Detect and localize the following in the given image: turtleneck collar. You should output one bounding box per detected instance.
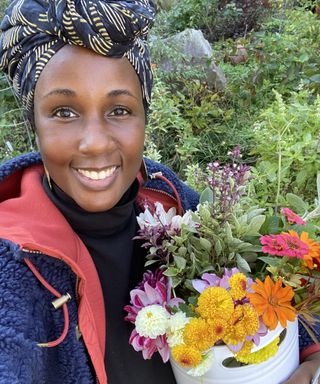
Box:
[43,177,139,237]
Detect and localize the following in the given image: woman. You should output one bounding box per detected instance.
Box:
[0,1,319,383]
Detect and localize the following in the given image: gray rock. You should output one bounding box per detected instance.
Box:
[154,0,177,10]
[156,29,226,91]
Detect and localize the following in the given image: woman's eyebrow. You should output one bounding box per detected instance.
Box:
[107,89,138,100]
[43,88,76,98]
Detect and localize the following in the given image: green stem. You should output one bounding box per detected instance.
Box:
[275,136,282,213]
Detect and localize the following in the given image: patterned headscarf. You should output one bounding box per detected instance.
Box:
[0,0,156,112]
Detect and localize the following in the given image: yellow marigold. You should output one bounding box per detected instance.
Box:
[223,304,259,345]
[196,287,234,320]
[237,340,254,356]
[229,272,249,300]
[183,318,215,351]
[207,317,227,342]
[235,336,280,364]
[223,306,247,345]
[242,304,260,335]
[172,344,203,368]
[289,230,320,270]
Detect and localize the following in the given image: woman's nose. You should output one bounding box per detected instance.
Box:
[78,117,116,155]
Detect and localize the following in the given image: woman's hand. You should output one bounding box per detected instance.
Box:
[282,351,320,384]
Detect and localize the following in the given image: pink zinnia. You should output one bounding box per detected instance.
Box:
[281,208,306,226]
[281,233,309,258]
[260,233,309,259]
[260,234,289,256]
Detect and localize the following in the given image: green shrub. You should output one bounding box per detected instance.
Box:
[250,90,320,207]
[0,76,34,162]
[155,0,270,42]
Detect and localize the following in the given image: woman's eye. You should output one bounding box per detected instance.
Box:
[53,108,77,119]
[109,107,130,117]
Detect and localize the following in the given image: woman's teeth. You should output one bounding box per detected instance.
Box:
[77,166,116,180]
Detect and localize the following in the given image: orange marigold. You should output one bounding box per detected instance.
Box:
[172,344,202,368]
[247,276,296,330]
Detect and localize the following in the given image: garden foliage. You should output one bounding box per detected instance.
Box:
[0,2,320,208]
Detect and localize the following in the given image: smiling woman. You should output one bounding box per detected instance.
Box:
[0,1,199,383]
[34,46,146,212]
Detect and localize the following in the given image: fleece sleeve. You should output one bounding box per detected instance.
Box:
[298,317,320,361]
[0,240,44,383]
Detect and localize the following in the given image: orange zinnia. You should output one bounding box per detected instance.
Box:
[247,276,296,330]
[288,230,320,270]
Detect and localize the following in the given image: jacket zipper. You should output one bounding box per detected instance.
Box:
[142,186,178,202]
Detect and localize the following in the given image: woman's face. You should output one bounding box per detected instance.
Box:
[34,45,145,212]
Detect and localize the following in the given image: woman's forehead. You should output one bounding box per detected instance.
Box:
[35,45,143,99]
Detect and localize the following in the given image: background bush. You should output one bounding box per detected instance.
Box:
[1,1,319,208]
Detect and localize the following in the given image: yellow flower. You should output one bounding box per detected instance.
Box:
[207,317,227,342]
[172,344,203,368]
[223,304,259,345]
[237,340,254,356]
[196,287,234,320]
[183,318,215,351]
[229,272,249,300]
[236,337,280,364]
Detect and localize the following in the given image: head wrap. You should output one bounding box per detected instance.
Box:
[0,0,156,112]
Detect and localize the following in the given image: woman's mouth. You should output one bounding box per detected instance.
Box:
[77,166,117,180]
[74,165,119,190]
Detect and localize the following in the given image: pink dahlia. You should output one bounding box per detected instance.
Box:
[124,269,183,362]
[281,208,306,226]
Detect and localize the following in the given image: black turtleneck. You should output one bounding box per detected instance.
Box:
[43,178,176,384]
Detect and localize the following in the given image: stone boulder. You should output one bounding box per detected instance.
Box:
[156,29,226,91]
[154,0,177,10]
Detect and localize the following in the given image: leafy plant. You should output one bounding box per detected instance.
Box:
[250,90,320,207]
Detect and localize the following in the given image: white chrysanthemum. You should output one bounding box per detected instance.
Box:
[166,312,190,347]
[187,350,214,377]
[135,305,169,339]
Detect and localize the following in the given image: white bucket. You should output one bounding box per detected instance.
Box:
[171,320,299,384]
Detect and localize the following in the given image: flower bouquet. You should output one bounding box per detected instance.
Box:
[124,148,320,383]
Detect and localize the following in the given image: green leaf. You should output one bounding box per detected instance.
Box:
[214,239,223,256]
[317,171,320,205]
[298,52,309,62]
[144,259,159,267]
[258,256,279,267]
[199,237,212,251]
[200,187,214,204]
[260,216,282,235]
[296,169,308,186]
[244,215,266,235]
[224,221,233,242]
[178,246,187,257]
[163,267,179,277]
[178,303,197,318]
[286,193,308,214]
[246,208,266,221]
[173,255,187,270]
[241,252,258,262]
[236,254,251,273]
[309,74,320,83]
